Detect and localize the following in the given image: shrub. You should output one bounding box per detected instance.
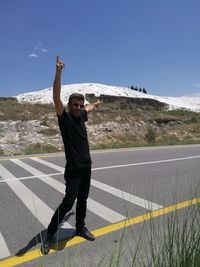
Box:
[165,134,179,145]
[145,127,156,144]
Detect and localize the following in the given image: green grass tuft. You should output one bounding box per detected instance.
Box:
[23,143,60,154]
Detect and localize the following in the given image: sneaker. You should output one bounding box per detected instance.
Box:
[76,226,95,241]
[41,234,53,255]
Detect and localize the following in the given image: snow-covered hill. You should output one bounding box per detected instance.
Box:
[15,83,200,112]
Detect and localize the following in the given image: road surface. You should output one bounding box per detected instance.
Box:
[0,144,200,266]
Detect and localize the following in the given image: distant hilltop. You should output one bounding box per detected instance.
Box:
[15,83,200,112]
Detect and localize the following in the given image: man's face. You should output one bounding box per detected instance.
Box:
[68,98,84,117]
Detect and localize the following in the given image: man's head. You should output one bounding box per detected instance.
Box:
[68,93,85,117]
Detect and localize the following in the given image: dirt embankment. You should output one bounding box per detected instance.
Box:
[0,96,199,155]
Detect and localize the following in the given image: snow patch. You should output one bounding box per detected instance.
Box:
[15,83,200,112]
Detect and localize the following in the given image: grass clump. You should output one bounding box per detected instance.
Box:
[94,201,200,267]
[161,109,200,117]
[23,143,59,154]
[147,204,200,267]
[90,140,146,150]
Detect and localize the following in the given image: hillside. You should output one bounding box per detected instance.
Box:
[15,83,200,112]
[0,94,200,156]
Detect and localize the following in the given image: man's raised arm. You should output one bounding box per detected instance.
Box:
[53,56,65,116]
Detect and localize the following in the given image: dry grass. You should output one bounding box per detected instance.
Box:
[1,98,200,154]
[39,128,59,136]
[0,98,55,121]
[23,143,60,154]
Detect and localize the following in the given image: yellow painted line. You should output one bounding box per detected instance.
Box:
[1,197,200,267]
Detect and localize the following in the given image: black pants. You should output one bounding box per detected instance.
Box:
[47,166,91,236]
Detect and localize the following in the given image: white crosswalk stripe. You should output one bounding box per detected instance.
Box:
[0,162,71,259]
[91,179,163,210]
[31,157,162,210]
[12,159,126,223]
[88,199,126,222]
[0,163,55,228]
[30,157,64,172]
[0,231,10,258]
[10,159,72,229]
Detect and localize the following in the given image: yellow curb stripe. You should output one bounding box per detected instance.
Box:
[1,197,200,267]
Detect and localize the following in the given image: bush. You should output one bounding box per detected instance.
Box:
[145,127,156,144]
[165,134,179,145]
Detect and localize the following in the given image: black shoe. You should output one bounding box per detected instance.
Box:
[41,234,53,255]
[76,226,95,241]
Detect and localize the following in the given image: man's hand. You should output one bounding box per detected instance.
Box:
[56,55,65,72]
[85,100,103,112]
[93,100,103,109]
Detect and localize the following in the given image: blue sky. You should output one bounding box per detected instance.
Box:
[1,0,200,97]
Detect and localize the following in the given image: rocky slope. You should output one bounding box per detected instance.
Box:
[0,96,200,156]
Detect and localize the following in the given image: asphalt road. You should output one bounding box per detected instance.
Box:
[0,144,200,266]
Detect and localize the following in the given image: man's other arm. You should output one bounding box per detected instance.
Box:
[85,100,103,113]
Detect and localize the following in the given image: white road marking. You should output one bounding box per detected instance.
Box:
[87,199,126,223]
[31,155,200,173]
[31,157,162,210]
[30,157,64,172]
[0,231,10,258]
[0,164,55,228]
[91,179,163,210]
[92,155,200,171]
[13,159,126,223]
[0,172,62,183]
[1,155,199,184]
[10,159,72,229]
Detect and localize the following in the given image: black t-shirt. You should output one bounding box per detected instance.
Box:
[58,109,92,170]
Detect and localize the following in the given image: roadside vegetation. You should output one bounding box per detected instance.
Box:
[88,107,200,150]
[99,199,200,267]
[0,97,200,155]
[55,184,200,267]
[23,143,60,154]
[36,183,199,267]
[0,98,55,121]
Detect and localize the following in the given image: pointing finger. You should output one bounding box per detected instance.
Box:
[56,55,59,63]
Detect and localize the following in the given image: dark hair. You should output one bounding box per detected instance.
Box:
[68,93,85,104]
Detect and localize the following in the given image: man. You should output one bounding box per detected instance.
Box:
[41,56,102,255]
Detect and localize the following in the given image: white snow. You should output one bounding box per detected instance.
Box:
[15,83,200,112]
